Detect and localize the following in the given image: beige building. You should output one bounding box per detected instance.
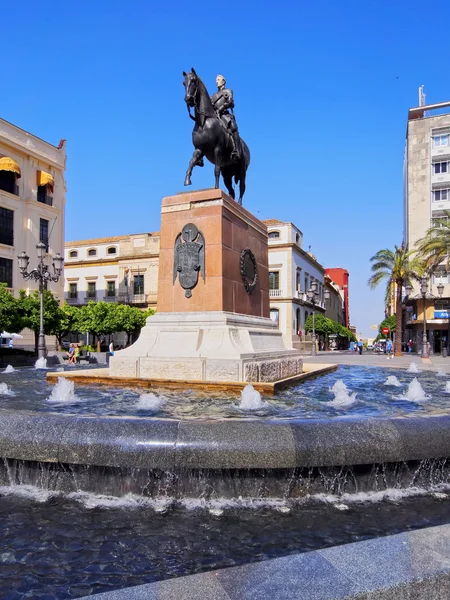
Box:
[404,97,450,353]
[0,117,66,347]
[64,232,159,310]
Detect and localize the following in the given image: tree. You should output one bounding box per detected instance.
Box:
[51,303,82,350]
[115,305,155,345]
[304,315,356,346]
[77,301,117,351]
[17,289,61,353]
[415,210,450,272]
[368,245,423,357]
[378,315,396,337]
[0,284,22,333]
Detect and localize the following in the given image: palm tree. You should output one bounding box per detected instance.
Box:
[368,245,423,357]
[415,210,450,272]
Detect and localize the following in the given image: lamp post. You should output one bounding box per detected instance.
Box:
[420,276,429,359]
[17,243,64,359]
[307,280,320,356]
[436,282,448,356]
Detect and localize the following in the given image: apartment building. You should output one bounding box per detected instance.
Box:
[404,97,450,353]
[0,117,66,347]
[263,219,327,350]
[64,232,159,310]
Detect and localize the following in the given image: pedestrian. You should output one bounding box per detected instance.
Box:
[74,344,81,364]
[408,339,413,354]
[67,343,75,364]
[357,338,363,355]
[386,339,393,359]
[109,341,114,356]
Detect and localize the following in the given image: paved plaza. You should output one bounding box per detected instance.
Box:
[303,350,450,372]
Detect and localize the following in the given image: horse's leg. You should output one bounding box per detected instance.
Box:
[184,148,203,186]
[222,170,235,199]
[213,147,221,189]
[238,165,246,205]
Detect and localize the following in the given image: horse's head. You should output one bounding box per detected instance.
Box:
[183,68,198,107]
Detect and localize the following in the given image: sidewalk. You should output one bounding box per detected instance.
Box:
[302,351,450,372]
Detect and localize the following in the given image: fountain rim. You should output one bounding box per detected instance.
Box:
[1,409,450,470]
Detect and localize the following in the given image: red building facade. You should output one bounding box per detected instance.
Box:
[325,268,349,328]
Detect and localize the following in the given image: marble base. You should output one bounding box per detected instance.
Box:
[109,311,303,383]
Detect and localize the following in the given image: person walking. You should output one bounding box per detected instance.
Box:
[386,339,393,359]
[109,341,114,356]
[357,339,363,355]
[408,339,413,354]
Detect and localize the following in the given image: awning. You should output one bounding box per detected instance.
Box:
[37,170,54,190]
[0,157,21,178]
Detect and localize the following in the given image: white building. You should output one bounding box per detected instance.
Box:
[404,96,450,353]
[263,219,326,350]
[0,117,66,347]
[64,232,160,309]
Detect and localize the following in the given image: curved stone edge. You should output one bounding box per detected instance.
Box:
[78,523,450,599]
[1,411,450,470]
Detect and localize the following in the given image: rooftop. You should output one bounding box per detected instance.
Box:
[262,218,285,226]
[65,232,160,247]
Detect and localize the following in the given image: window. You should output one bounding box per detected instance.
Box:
[269,231,280,239]
[69,250,78,258]
[269,271,279,290]
[88,249,97,257]
[433,189,450,202]
[0,207,13,246]
[433,267,449,285]
[296,308,301,333]
[107,247,117,255]
[87,282,96,298]
[0,257,13,287]
[296,233,300,244]
[0,171,18,195]
[270,309,279,326]
[434,162,448,174]
[37,185,53,206]
[134,274,144,295]
[107,281,116,297]
[296,271,301,291]
[304,273,310,292]
[433,135,449,148]
[69,283,78,299]
[39,218,49,251]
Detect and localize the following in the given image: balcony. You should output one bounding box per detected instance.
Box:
[118,293,150,304]
[37,193,53,207]
[269,289,283,298]
[104,295,117,302]
[84,296,97,303]
[0,184,19,196]
[67,297,79,305]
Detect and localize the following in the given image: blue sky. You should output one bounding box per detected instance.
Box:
[3,0,450,337]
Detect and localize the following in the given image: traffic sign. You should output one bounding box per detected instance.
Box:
[382,327,390,335]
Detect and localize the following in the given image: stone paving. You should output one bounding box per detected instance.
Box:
[303,350,450,372]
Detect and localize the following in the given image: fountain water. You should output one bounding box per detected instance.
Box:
[437,370,447,377]
[398,377,430,402]
[3,364,16,374]
[407,361,420,373]
[0,382,14,396]
[35,357,47,369]
[384,375,402,387]
[328,379,356,407]
[47,377,79,404]
[236,384,268,410]
[135,392,166,412]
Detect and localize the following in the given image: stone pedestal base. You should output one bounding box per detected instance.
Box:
[109,311,303,383]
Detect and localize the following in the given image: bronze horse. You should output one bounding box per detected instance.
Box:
[183,69,250,205]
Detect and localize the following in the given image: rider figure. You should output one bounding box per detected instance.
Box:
[211,74,240,161]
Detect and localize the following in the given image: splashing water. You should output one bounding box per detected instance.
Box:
[398,377,430,403]
[3,365,15,373]
[0,383,14,396]
[437,370,447,377]
[407,362,420,373]
[328,379,357,407]
[135,393,166,412]
[47,377,79,404]
[384,375,402,387]
[34,357,47,369]
[444,382,450,393]
[237,384,268,410]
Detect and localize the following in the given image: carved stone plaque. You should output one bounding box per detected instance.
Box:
[173,223,205,298]
[240,248,258,295]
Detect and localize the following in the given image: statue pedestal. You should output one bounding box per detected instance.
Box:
[110,189,302,383]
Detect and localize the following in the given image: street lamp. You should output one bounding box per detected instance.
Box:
[436,282,449,356]
[307,280,320,356]
[17,243,64,359]
[420,276,429,359]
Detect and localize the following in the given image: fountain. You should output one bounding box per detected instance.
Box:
[3,193,450,598]
[3,364,16,374]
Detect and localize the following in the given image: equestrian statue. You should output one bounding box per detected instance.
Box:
[183,69,250,205]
